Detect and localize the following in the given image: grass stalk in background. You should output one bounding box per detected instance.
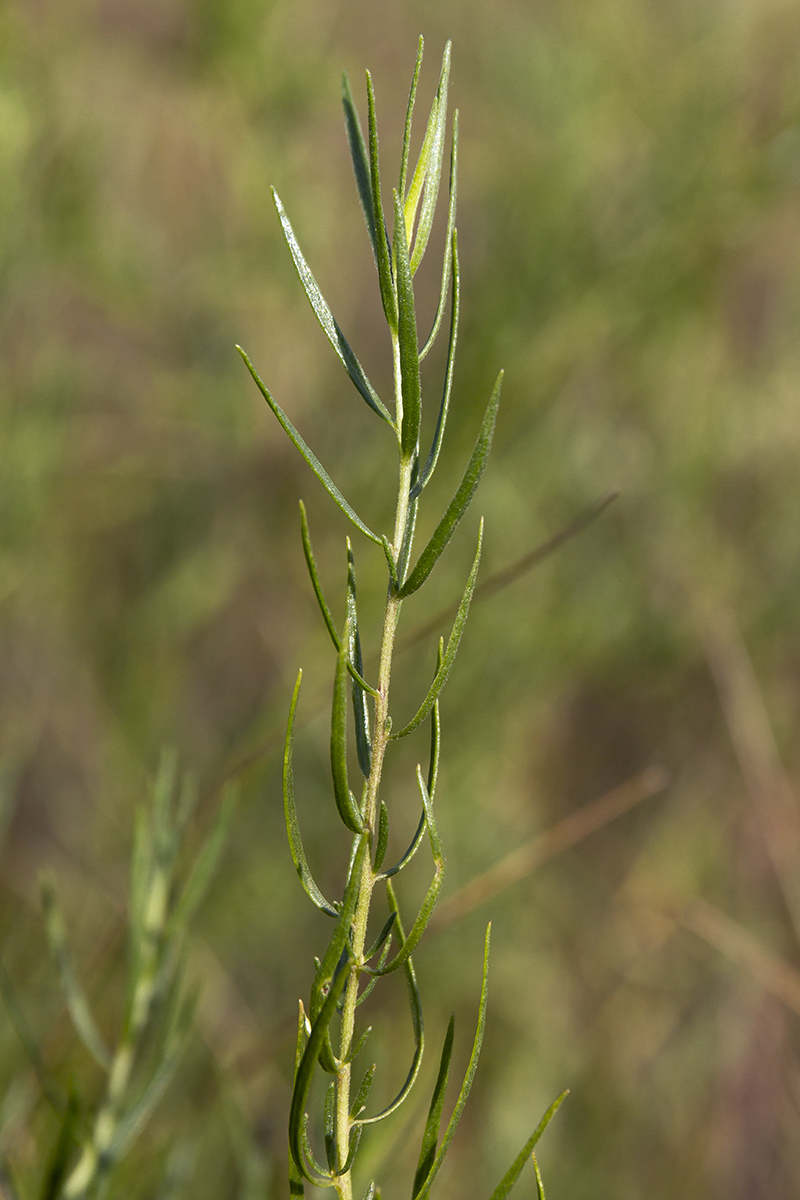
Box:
[239,39,565,1200]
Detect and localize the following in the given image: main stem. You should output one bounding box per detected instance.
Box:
[333,338,414,1200]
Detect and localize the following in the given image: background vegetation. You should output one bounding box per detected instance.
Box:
[3,0,800,1196]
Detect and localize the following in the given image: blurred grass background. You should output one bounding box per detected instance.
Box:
[3,0,800,1196]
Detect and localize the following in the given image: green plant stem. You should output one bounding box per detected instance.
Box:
[333,349,415,1198]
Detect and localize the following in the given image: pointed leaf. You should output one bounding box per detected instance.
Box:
[324,1082,336,1171]
[366,769,443,977]
[331,637,364,834]
[428,639,443,799]
[283,671,338,918]
[355,882,424,1124]
[399,38,424,200]
[400,373,500,598]
[410,43,451,275]
[351,1063,377,1120]
[341,73,377,259]
[412,231,459,501]
[412,1016,455,1199]
[238,346,382,546]
[420,113,458,361]
[40,874,111,1072]
[413,925,492,1200]
[394,191,422,460]
[289,954,351,1183]
[300,501,340,652]
[272,190,392,424]
[311,840,365,1022]
[347,540,372,778]
[366,72,398,333]
[487,1091,568,1200]
[374,800,389,872]
[365,911,397,962]
[377,809,426,880]
[392,522,483,739]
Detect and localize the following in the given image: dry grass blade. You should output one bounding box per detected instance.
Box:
[697,602,800,942]
[431,765,668,930]
[677,899,800,1020]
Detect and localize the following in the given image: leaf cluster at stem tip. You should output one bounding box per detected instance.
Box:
[239,34,566,1200]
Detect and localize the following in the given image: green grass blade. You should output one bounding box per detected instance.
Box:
[410,43,451,275]
[367,769,443,977]
[399,37,424,200]
[272,190,392,425]
[412,1015,455,1199]
[300,501,340,652]
[40,873,111,1072]
[400,371,500,598]
[487,1091,568,1200]
[532,1153,546,1199]
[289,955,350,1182]
[366,72,398,333]
[237,346,382,546]
[394,190,422,460]
[356,881,424,1125]
[420,113,458,361]
[347,540,372,778]
[392,522,483,739]
[413,925,492,1200]
[331,636,364,834]
[341,73,377,260]
[412,231,459,501]
[283,671,338,918]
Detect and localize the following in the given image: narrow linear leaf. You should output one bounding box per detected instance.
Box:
[397,493,419,585]
[365,911,397,961]
[400,372,500,598]
[345,1025,372,1064]
[301,1119,334,1182]
[420,113,458,361]
[341,73,377,258]
[413,925,492,1200]
[331,637,364,834]
[394,191,422,460]
[392,522,483,739]
[361,1185,376,1200]
[237,346,381,546]
[412,1016,455,1199]
[366,770,443,977]
[374,800,389,871]
[300,501,340,651]
[311,841,366,1021]
[412,231,459,502]
[487,1091,568,1200]
[355,882,424,1125]
[272,191,392,424]
[356,935,390,1007]
[399,37,424,200]
[382,535,400,593]
[404,65,441,239]
[347,540,372,778]
[428,639,443,798]
[366,72,398,332]
[351,1064,377,1120]
[532,1153,546,1200]
[376,809,426,880]
[283,671,338,918]
[410,42,451,275]
[324,1082,336,1172]
[40,874,111,1072]
[168,784,236,938]
[289,956,351,1185]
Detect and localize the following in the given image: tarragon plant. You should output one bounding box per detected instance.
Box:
[239,39,565,1200]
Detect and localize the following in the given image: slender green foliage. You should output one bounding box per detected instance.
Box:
[239,39,564,1200]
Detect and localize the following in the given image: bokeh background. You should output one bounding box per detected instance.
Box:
[3,0,800,1196]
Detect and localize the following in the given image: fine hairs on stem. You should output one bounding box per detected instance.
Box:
[239,39,566,1200]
